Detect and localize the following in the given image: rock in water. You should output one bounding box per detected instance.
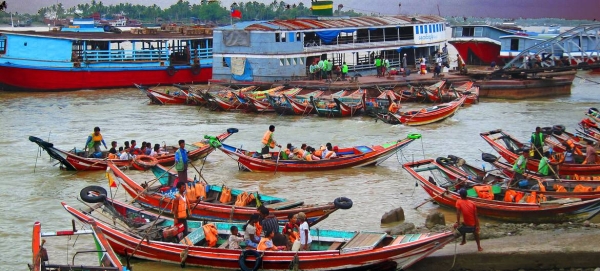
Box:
[380,207,405,224]
[425,211,445,229]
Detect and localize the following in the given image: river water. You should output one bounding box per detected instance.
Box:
[1,73,599,270]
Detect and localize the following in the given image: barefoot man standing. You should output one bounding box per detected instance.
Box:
[453,188,483,251]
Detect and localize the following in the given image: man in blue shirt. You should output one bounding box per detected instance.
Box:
[175,139,188,185]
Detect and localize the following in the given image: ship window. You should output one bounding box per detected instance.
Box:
[429,25,432,33]
[416,26,420,34]
[0,35,6,54]
[420,25,423,34]
[462,27,474,37]
[510,39,519,51]
[298,58,304,65]
[222,57,229,67]
[280,58,285,66]
[275,33,281,42]
[474,27,483,37]
[424,25,428,33]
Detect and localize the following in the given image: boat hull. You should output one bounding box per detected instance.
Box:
[63,202,455,271]
[218,138,415,172]
[0,65,212,91]
[449,40,501,65]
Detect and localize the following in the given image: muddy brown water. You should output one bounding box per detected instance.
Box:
[1,72,599,270]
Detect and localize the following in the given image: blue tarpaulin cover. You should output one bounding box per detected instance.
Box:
[316,29,356,44]
[224,57,253,81]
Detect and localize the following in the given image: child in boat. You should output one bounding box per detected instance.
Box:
[283,213,300,244]
[257,230,283,251]
[243,214,261,249]
[228,226,245,249]
[297,212,312,251]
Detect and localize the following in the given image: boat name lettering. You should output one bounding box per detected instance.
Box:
[418,35,436,41]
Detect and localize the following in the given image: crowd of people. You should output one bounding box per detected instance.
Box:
[83,126,169,160]
[260,125,339,160]
[308,58,349,81]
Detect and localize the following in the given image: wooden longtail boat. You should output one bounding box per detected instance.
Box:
[481,129,600,175]
[63,201,454,271]
[377,96,466,126]
[269,90,322,115]
[28,128,236,171]
[136,83,199,105]
[436,154,600,201]
[236,87,301,113]
[110,163,345,224]
[414,80,446,103]
[310,91,366,118]
[216,133,420,172]
[453,81,479,105]
[201,86,258,111]
[403,159,600,223]
[30,220,126,271]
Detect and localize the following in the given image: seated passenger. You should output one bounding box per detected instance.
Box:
[313,146,325,158]
[282,143,296,160]
[145,142,153,155]
[119,147,131,160]
[292,148,304,160]
[107,147,119,159]
[257,230,281,251]
[323,144,338,159]
[243,214,261,249]
[228,226,245,249]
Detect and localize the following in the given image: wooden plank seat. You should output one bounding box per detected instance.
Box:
[264,200,304,210]
[340,232,387,254]
[328,242,343,250]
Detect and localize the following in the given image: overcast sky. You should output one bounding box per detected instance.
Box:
[8,0,600,20]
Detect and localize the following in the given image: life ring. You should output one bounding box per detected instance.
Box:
[541,127,553,135]
[134,155,158,170]
[447,155,461,164]
[80,186,108,203]
[333,197,353,210]
[481,153,498,163]
[239,250,262,271]
[166,66,176,76]
[191,64,201,75]
[436,157,451,166]
[552,124,566,135]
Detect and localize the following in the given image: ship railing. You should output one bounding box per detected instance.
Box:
[303,40,421,53]
[82,49,169,62]
[190,47,213,60]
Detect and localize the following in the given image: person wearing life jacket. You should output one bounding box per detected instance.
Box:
[374,56,382,77]
[388,99,400,115]
[281,143,296,160]
[313,146,325,158]
[537,151,556,176]
[173,182,190,236]
[341,62,348,80]
[261,125,281,155]
[175,139,189,185]
[282,213,300,245]
[323,143,338,159]
[531,127,544,160]
[84,127,107,157]
[257,230,280,251]
[512,148,529,183]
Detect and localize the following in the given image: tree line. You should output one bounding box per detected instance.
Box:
[0,0,362,26]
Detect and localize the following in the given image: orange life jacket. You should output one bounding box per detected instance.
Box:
[235,192,249,207]
[187,183,197,202]
[473,185,494,200]
[262,131,275,148]
[553,184,567,192]
[288,231,300,244]
[574,184,593,192]
[254,222,262,237]
[504,189,524,202]
[388,102,399,114]
[257,237,271,250]
[107,153,118,159]
[313,150,323,157]
[219,187,232,203]
[525,191,538,203]
[173,193,188,219]
[202,224,218,247]
[194,183,207,200]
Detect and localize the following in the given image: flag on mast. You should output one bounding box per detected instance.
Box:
[231,9,242,19]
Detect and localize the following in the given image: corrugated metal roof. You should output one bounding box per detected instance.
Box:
[218,15,445,32]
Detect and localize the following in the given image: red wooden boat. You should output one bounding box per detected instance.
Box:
[403,159,600,223]
[269,90,323,115]
[202,87,256,111]
[311,90,366,118]
[415,80,446,103]
[63,201,454,271]
[216,133,420,172]
[437,154,600,201]
[110,162,345,224]
[28,128,236,171]
[31,220,126,271]
[481,129,600,175]
[235,87,301,113]
[380,96,466,126]
[449,81,479,105]
[136,83,200,105]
